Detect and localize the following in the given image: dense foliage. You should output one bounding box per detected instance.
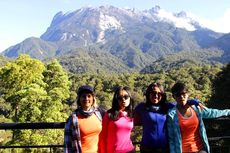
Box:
[209,63,230,109]
[67,64,222,108]
[0,55,71,152]
[1,54,229,152]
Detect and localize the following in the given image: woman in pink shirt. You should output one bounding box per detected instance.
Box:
[99,86,135,153]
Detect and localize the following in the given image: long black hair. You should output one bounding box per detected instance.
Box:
[145,82,168,114]
[107,86,134,120]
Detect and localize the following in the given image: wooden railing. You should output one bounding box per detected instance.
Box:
[0,118,230,153]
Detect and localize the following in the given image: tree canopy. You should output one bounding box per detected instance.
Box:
[0,55,71,152]
[209,63,230,109]
[1,54,229,152]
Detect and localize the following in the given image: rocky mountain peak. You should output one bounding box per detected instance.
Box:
[3,5,229,71]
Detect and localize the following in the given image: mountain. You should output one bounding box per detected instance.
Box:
[54,47,133,74]
[140,48,223,73]
[1,5,229,73]
[211,33,230,63]
[3,37,58,59]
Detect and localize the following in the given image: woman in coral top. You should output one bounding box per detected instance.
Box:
[64,85,105,153]
[99,86,135,153]
[167,82,230,153]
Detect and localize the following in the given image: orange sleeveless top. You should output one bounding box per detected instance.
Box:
[78,113,102,153]
[177,107,204,152]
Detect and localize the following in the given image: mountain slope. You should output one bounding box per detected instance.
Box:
[3,37,58,59]
[140,48,223,73]
[56,48,133,73]
[1,5,229,73]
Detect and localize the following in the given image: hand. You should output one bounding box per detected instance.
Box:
[187,99,205,109]
[187,99,199,106]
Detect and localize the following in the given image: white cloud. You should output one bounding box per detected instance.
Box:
[155,7,230,34]
[157,9,196,31]
[188,8,230,33]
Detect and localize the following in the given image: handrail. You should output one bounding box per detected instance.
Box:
[0,122,65,130]
[0,117,229,130]
[0,145,63,149]
[0,117,229,151]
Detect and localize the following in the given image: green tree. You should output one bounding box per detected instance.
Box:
[0,56,71,152]
[0,54,46,121]
[209,63,230,109]
[42,59,71,121]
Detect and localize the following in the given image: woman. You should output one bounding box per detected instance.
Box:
[134,82,174,153]
[167,82,230,153]
[64,85,104,153]
[99,86,135,153]
[134,82,200,153]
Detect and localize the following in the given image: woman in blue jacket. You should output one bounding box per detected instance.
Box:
[167,82,230,153]
[134,82,200,153]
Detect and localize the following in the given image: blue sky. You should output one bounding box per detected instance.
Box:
[1,0,230,52]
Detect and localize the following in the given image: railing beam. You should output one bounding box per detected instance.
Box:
[0,122,65,130]
[0,117,229,152]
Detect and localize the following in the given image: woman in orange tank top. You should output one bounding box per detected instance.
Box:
[64,85,105,153]
[167,82,230,153]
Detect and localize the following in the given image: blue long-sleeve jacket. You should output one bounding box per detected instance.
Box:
[167,106,230,153]
[134,102,175,149]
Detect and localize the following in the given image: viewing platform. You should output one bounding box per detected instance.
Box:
[0,117,229,153]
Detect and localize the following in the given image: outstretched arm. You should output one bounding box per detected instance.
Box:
[201,107,230,119]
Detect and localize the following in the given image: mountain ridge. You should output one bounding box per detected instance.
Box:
[1,5,230,73]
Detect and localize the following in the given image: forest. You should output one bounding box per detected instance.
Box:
[0,54,229,152]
